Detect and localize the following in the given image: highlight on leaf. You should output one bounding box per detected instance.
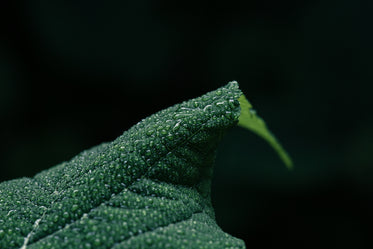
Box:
[237,94,293,169]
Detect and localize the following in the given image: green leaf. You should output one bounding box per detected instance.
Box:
[237,94,293,169]
[0,81,291,249]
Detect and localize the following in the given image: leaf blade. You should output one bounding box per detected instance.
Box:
[238,94,293,169]
[1,82,292,249]
[0,82,245,249]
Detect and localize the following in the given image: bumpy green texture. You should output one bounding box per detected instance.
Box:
[0,82,245,249]
[0,81,291,249]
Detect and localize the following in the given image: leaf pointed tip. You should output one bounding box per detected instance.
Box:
[281,152,294,171]
[237,94,294,170]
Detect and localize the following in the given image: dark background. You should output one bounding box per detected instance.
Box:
[1,0,372,248]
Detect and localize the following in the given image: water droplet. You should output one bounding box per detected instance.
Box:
[146,129,154,136]
[93,238,101,246]
[173,121,181,131]
[145,238,153,245]
[203,105,212,111]
[167,134,174,140]
[228,99,236,108]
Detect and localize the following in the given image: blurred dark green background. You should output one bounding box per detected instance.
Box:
[1,0,372,248]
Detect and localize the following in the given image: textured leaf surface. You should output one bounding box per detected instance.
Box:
[0,81,290,249]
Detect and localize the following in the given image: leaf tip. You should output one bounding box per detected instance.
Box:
[237,94,294,170]
[279,150,294,170]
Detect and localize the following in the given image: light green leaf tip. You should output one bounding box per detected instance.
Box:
[237,94,293,169]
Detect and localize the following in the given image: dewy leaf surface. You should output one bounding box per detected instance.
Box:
[0,81,291,249]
